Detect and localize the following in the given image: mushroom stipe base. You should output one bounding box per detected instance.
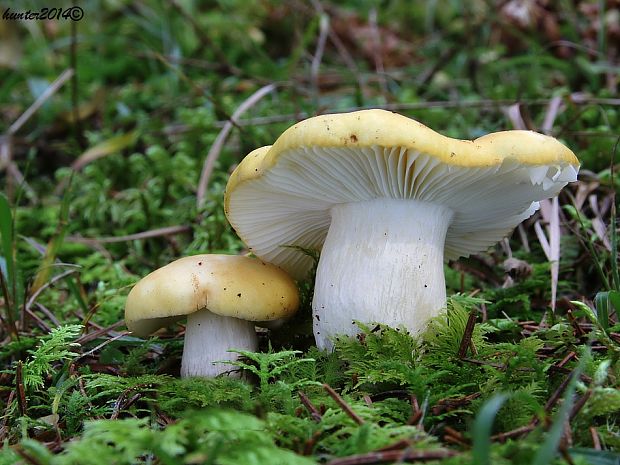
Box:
[313,198,454,351]
[181,310,258,378]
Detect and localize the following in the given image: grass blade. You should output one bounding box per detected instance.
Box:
[0,193,18,330]
[569,448,620,465]
[30,184,72,294]
[472,393,509,465]
[595,292,610,331]
[609,290,620,314]
[609,136,618,290]
[0,194,15,293]
[70,131,139,171]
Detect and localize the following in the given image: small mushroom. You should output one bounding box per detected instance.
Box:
[224,109,580,350]
[124,254,299,377]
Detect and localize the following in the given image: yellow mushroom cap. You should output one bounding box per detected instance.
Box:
[124,254,300,337]
[224,109,580,279]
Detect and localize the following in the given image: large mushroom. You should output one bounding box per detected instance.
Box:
[124,254,299,377]
[224,110,579,350]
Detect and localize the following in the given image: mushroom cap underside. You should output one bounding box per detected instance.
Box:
[224,109,580,280]
[124,254,300,337]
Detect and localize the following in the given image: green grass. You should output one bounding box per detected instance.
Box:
[1,1,619,464]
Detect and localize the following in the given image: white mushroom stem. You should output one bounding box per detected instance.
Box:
[181,310,258,377]
[312,198,454,351]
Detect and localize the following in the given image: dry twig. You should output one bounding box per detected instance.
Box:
[15,361,26,416]
[0,391,15,443]
[323,383,365,425]
[311,13,330,104]
[299,390,323,422]
[196,84,277,210]
[8,69,74,136]
[76,320,126,345]
[75,331,130,360]
[457,307,478,358]
[67,225,191,245]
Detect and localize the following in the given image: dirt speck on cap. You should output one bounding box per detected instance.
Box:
[191,273,199,292]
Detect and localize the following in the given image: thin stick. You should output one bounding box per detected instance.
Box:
[610,137,619,290]
[368,8,388,99]
[75,331,130,360]
[0,135,36,201]
[298,391,323,422]
[323,383,365,425]
[566,309,586,337]
[326,448,457,465]
[76,320,125,345]
[196,83,277,210]
[70,19,84,149]
[311,13,329,105]
[381,440,418,453]
[15,361,26,416]
[406,395,422,426]
[491,423,536,442]
[309,0,362,89]
[544,369,577,413]
[590,426,602,450]
[8,69,74,135]
[23,307,51,333]
[201,96,620,130]
[69,362,100,419]
[6,161,36,202]
[326,26,364,95]
[444,426,466,441]
[34,302,61,327]
[111,391,143,420]
[541,95,564,135]
[169,0,241,77]
[67,225,191,244]
[0,391,15,442]
[417,46,459,87]
[25,269,77,314]
[369,389,409,401]
[494,366,591,444]
[557,351,577,368]
[568,389,592,421]
[458,307,478,358]
[517,224,531,252]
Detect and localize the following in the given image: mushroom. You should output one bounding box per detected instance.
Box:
[124,254,299,377]
[224,110,580,351]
